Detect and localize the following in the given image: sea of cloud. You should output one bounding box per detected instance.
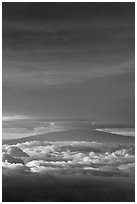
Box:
[95,128,135,136]
[2,140,135,201]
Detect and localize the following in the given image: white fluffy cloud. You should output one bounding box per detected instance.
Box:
[3,161,30,174]
[2,140,135,202]
[2,141,135,177]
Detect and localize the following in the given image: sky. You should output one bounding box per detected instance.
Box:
[2,3,135,123]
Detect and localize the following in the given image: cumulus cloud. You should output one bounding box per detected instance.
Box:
[3,141,134,175]
[3,161,30,174]
[2,140,135,201]
[118,163,135,176]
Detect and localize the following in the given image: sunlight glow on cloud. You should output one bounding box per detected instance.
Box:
[2,115,32,121]
[2,124,67,140]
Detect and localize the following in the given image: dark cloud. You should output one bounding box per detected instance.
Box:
[3,171,135,202]
[2,2,134,21]
[7,146,29,157]
[2,153,24,164]
[3,3,134,85]
[2,3,135,122]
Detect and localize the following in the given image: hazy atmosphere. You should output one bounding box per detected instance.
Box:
[2,2,135,202]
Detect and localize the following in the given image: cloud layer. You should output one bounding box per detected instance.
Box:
[3,140,135,201]
[3,3,134,87]
[2,3,135,122]
[2,119,67,139]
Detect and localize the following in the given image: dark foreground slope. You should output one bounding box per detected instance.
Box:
[3,129,135,145]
